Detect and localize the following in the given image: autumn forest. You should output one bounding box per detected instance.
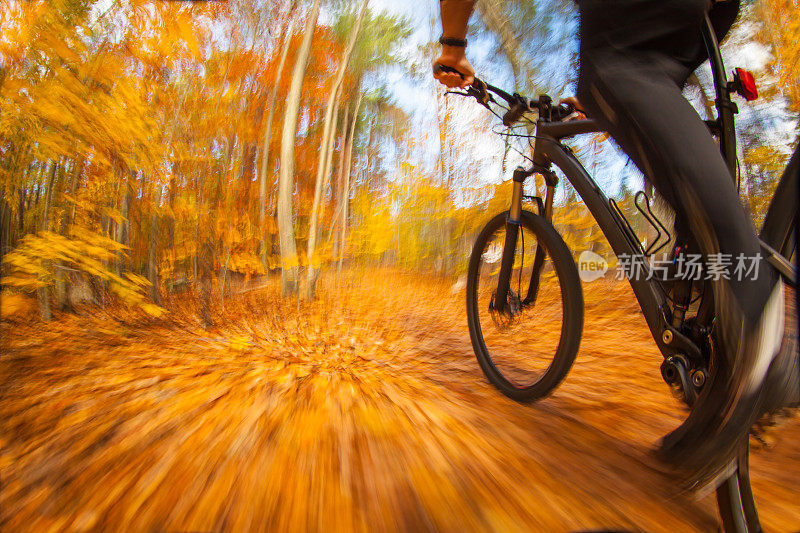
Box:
[1,0,799,531]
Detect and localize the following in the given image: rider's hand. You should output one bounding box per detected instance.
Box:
[558,96,587,121]
[433,46,474,89]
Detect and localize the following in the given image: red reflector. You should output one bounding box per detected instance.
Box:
[736,68,758,101]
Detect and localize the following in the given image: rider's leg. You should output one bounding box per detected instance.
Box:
[578,51,773,318]
[576,49,796,488]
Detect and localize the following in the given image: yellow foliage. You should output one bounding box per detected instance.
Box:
[0,291,37,320]
[227,335,251,353]
[757,0,800,111]
[2,228,164,316]
[124,272,152,287]
[228,253,266,276]
[282,254,301,270]
[140,303,167,318]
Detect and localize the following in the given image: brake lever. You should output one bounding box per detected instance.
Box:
[444,85,493,109]
[465,88,492,109]
[469,79,493,106]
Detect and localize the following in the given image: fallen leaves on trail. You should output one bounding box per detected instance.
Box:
[1,271,798,532]
[0,292,36,321]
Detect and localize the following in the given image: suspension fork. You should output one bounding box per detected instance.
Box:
[524,168,558,305]
[494,167,532,313]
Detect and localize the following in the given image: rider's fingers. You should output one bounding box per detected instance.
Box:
[558,96,585,112]
[563,111,587,122]
[436,71,465,89]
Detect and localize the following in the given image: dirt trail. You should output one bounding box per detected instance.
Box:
[1,272,798,532]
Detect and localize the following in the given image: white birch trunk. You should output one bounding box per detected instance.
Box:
[305,0,369,298]
[259,12,297,269]
[277,0,322,296]
[337,92,363,277]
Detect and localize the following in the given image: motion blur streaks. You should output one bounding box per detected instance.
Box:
[2,271,798,532]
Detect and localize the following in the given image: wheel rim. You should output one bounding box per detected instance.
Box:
[472,222,567,389]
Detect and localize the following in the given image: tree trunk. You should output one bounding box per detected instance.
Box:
[321,102,341,207]
[306,0,369,299]
[277,0,322,297]
[53,159,82,311]
[18,186,25,233]
[148,185,161,305]
[329,104,350,259]
[337,93,363,277]
[65,158,83,228]
[260,12,297,269]
[475,0,526,89]
[199,236,214,328]
[38,161,57,321]
[114,179,131,275]
[121,175,132,270]
[0,188,10,281]
[193,176,202,283]
[305,98,339,297]
[32,163,46,231]
[220,140,246,307]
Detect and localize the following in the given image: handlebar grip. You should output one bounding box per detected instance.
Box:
[433,63,465,79]
[502,102,528,127]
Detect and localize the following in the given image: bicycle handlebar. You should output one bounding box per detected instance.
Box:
[434,63,575,126]
[502,97,530,127]
[433,64,515,104]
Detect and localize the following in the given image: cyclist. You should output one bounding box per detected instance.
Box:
[433,0,799,490]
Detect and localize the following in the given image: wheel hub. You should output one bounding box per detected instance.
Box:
[489,289,523,329]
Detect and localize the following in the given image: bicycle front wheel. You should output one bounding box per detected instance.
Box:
[466,210,584,403]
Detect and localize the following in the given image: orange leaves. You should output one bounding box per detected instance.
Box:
[228,252,266,277]
[1,272,799,530]
[175,16,201,60]
[0,1,62,63]
[0,291,36,320]
[757,0,800,112]
[4,272,798,530]
[124,0,208,65]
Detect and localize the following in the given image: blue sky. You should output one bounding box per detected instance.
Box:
[365,0,797,205]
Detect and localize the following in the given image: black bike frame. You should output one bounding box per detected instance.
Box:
[480,13,796,531]
[513,15,796,364]
[530,118,702,361]
[484,14,799,532]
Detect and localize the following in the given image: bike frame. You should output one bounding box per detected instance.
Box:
[501,15,795,365]
[527,117,703,361]
[492,15,795,531]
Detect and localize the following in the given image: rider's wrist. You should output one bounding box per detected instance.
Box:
[441,45,467,58]
[439,36,467,47]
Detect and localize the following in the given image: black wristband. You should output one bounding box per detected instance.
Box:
[439,36,467,47]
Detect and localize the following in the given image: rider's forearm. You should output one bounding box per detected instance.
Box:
[440,0,475,56]
[441,0,474,39]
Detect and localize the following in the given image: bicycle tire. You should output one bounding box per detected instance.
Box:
[717,145,798,533]
[466,210,584,402]
[760,145,798,261]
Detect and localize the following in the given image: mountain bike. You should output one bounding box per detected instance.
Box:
[438,13,798,532]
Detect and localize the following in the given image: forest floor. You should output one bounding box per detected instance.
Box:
[1,270,799,532]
